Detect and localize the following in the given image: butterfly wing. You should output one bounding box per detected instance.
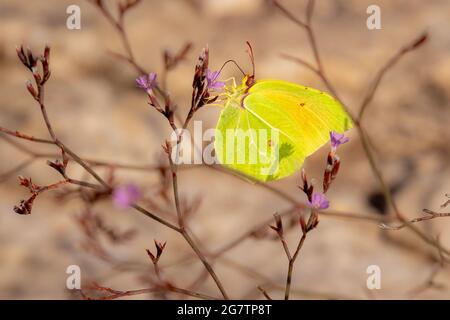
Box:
[215,98,301,181]
[247,79,352,156]
[214,79,352,182]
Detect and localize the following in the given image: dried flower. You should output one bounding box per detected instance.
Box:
[307,192,329,210]
[18,176,38,193]
[323,152,341,193]
[300,168,314,201]
[330,131,349,151]
[47,159,66,175]
[136,73,157,92]
[26,80,38,100]
[146,240,167,264]
[193,47,209,90]
[190,46,219,110]
[112,184,142,208]
[269,213,284,237]
[206,69,225,91]
[191,47,209,109]
[14,194,37,215]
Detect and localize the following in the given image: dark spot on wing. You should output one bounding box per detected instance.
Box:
[279,143,294,161]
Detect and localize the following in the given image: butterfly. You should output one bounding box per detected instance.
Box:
[213,44,352,182]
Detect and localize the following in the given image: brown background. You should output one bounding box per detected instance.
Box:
[0,0,450,299]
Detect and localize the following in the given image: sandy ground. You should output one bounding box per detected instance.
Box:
[0,0,450,299]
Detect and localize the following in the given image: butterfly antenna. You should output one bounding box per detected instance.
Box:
[218,59,246,76]
[244,41,256,89]
[246,41,255,79]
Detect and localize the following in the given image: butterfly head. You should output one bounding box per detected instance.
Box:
[217,42,256,108]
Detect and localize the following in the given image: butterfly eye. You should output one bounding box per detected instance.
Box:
[245,75,255,89]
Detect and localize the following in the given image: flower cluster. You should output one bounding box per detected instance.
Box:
[298,131,350,234]
[191,47,223,111]
[206,69,225,91]
[323,131,349,193]
[330,131,349,152]
[307,192,329,210]
[136,72,157,93]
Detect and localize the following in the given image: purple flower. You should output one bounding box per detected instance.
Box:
[136,73,157,92]
[113,184,142,209]
[307,192,329,210]
[330,131,350,151]
[206,69,225,91]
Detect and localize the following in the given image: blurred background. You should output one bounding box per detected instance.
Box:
[0,0,450,299]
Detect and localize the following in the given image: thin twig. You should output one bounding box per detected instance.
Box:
[380,209,450,231]
[219,256,354,300]
[358,33,428,121]
[13,43,232,300]
[274,0,448,258]
[84,284,218,300]
[0,127,53,144]
[284,233,306,300]
[257,286,273,300]
[166,135,229,298]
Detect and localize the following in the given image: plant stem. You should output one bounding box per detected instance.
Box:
[285,233,307,300]
[167,133,229,299]
[181,229,229,299]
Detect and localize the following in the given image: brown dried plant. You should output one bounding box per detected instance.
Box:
[1,0,449,300]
